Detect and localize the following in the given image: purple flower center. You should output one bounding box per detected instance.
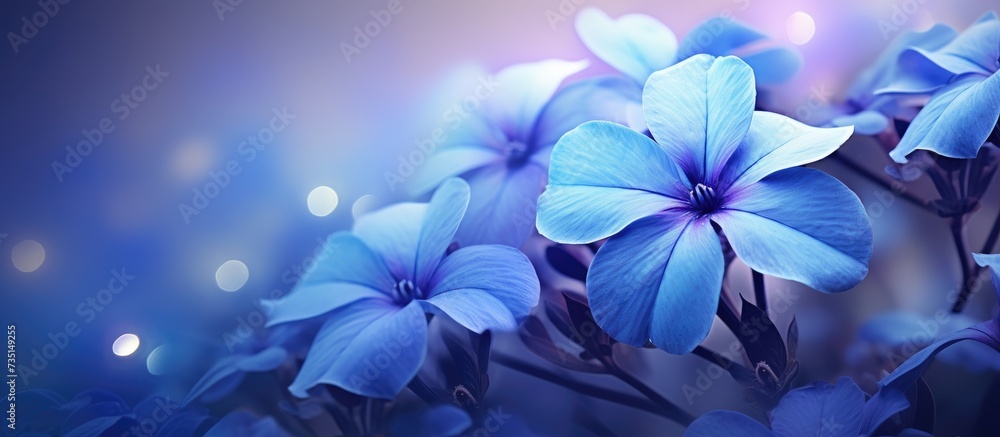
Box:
[689,183,719,213]
[505,141,530,168]
[391,279,422,304]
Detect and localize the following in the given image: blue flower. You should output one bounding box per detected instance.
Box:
[536,54,872,354]
[410,60,589,248]
[684,377,931,437]
[573,9,801,130]
[882,12,1000,162]
[265,178,540,399]
[818,24,957,135]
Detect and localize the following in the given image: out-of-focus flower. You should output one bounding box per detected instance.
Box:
[410,60,588,248]
[816,25,957,136]
[573,9,800,130]
[536,54,871,354]
[684,377,932,437]
[265,178,540,399]
[881,12,1000,162]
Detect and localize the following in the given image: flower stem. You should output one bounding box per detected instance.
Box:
[950,218,974,313]
[829,152,934,213]
[692,345,737,370]
[491,353,687,423]
[717,293,742,335]
[606,362,696,426]
[752,270,767,316]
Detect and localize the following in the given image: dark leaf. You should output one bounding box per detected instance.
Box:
[546,245,588,282]
[737,296,787,375]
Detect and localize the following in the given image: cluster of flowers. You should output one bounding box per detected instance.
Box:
[22,8,1000,437]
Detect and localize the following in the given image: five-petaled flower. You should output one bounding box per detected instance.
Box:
[265,178,540,399]
[536,54,873,354]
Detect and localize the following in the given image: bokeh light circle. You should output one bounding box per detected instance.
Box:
[216,260,249,292]
[307,186,339,217]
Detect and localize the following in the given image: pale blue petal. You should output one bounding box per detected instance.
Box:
[721,112,853,189]
[453,163,545,248]
[354,203,426,281]
[481,59,588,141]
[266,284,391,327]
[907,12,999,77]
[831,110,890,135]
[297,233,395,291]
[588,211,723,351]
[537,121,687,244]
[575,8,677,85]
[425,245,538,330]
[648,217,724,354]
[289,300,427,399]
[851,24,957,103]
[684,410,774,437]
[408,147,503,196]
[771,377,865,437]
[889,74,1000,163]
[715,168,872,293]
[415,178,470,286]
[531,75,644,158]
[740,47,801,85]
[643,55,755,183]
[678,18,766,59]
[973,252,1000,304]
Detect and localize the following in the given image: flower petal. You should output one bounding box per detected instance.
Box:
[424,245,540,332]
[574,8,678,85]
[684,410,774,437]
[715,168,872,293]
[588,211,723,352]
[537,120,687,244]
[905,12,999,77]
[354,203,426,281]
[481,59,588,141]
[289,300,427,399]
[830,110,889,135]
[298,233,395,291]
[408,146,504,197]
[453,163,545,248]
[771,377,865,437]
[265,283,389,327]
[889,74,1000,163]
[739,46,802,85]
[973,252,1000,305]
[678,18,767,59]
[722,111,853,189]
[415,178,470,286]
[643,55,756,183]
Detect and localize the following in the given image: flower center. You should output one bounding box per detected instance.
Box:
[391,279,422,304]
[504,141,530,168]
[689,183,719,213]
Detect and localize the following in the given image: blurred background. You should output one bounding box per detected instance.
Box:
[1,0,998,435]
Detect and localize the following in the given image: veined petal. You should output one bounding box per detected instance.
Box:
[855,24,957,101]
[643,55,756,183]
[722,111,853,189]
[424,245,540,332]
[415,178,470,286]
[715,168,872,293]
[265,283,390,327]
[289,300,427,399]
[531,75,644,158]
[684,411,774,437]
[298,233,395,291]
[481,59,589,141]
[354,203,426,281]
[906,12,999,77]
[587,211,723,351]
[889,74,1000,163]
[575,8,678,85]
[771,377,865,437]
[740,46,802,85]
[678,17,767,59]
[537,121,687,244]
[453,163,545,248]
[649,217,724,354]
